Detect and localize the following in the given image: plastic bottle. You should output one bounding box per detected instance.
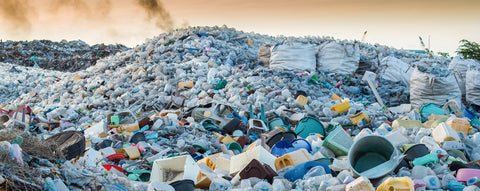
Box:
[423,175,441,189]
[253,181,273,191]
[209,178,232,191]
[272,179,286,191]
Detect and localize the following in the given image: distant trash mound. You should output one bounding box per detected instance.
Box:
[0,39,129,72]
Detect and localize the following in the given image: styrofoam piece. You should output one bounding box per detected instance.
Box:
[229,146,277,175]
[150,155,200,184]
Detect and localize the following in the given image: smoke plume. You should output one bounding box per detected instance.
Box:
[0,0,35,32]
[137,0,175,32]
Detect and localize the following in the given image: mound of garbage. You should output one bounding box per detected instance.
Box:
[0,39,129,72]
[1,26,480,190]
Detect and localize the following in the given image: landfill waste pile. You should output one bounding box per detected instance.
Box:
[0,39,129,72]
[1,26,480,191]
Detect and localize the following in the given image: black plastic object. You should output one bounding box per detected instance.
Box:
[169,179,194,191]
[449,161,480,172]
[404,144,429,162]
[294,91,307,99]
[43,131,85,160]
[222,118,242,134]
[95,139,114,150]
[239,159,278,184]
[265,131,296,148]
[130,133,146,144]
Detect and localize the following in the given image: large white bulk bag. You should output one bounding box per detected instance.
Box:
[410,68,462,109]
[269,43,316,72]
[379,56,414,87]
[317,41,360,74]
[466,68,480,105]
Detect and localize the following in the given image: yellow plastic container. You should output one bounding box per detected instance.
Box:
[447,118,472,135]
[376,177,414,191]
[330,101,350,114]
[274,149,311,170]
[346,176,375,191]
[350,112,370,125]
[296,95,308,106]
[432,122,461,144]
[195,171,212,189]
[124,146,140,160]
[331,94,342,101]
[220,135,235,144]
[197,157,216,170]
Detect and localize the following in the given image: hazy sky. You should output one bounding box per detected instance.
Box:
[1,0,479,55]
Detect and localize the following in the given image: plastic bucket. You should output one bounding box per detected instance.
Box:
[323,126,353,157]
[271,139,312,157]
[294,116,325,138]
[348,135,404,179]
[170,179,194,191]
[264,130,296,148]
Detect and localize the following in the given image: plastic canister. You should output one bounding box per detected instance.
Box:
[423,175,441,189]
[323,126,353,157]
[345,176,374,191]
[331,101,350,114]
[350,112,370,125]
[432,122,461,144]
[275,149,311,170]
[376,177,414,191]
[348,135,404,179]
[447,118,472,135]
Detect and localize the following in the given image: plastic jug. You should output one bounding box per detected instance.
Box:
[376,177,414,191]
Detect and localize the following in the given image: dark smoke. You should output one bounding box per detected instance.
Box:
[0,0,35,32]
[49,0,112,19]
[137,0,175,32]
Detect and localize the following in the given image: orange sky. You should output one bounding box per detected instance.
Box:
[1,0,479,55]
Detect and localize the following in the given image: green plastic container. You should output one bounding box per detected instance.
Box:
[322,126,352,156]
[294,116,325,138]
[420,103,445,122]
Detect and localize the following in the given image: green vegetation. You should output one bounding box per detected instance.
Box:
[456,39,480,61]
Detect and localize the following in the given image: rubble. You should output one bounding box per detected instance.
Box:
[1,26,479,190]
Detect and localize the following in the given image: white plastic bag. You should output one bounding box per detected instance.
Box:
[258,44,272,67]
[410,68,462,109]
[270,43,316,72]
[317,41,360,74]
[379,56,414,87]
[466,69,480,105]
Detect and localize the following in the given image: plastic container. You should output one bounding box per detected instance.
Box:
[283,161,331,182]
[348,135,404,179]
[148,181,175,191]
[274,149,311,170]
[294,116,326,138]
[456,168,480,182]
[376,177,415,191]
[169,179,194,191]
[403,144,429,163]
[331,101,350,114]
[230,146,277,175]
[323,126,353,157]
[447,118,472,135]
[239,159,278,183]
[350,112,370,125]
[345,176,374,191]
[150,155,200,184]
[271,139,312,157]
[391,119,423,129]
[123,146,140,160]
[432,122,461,144]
